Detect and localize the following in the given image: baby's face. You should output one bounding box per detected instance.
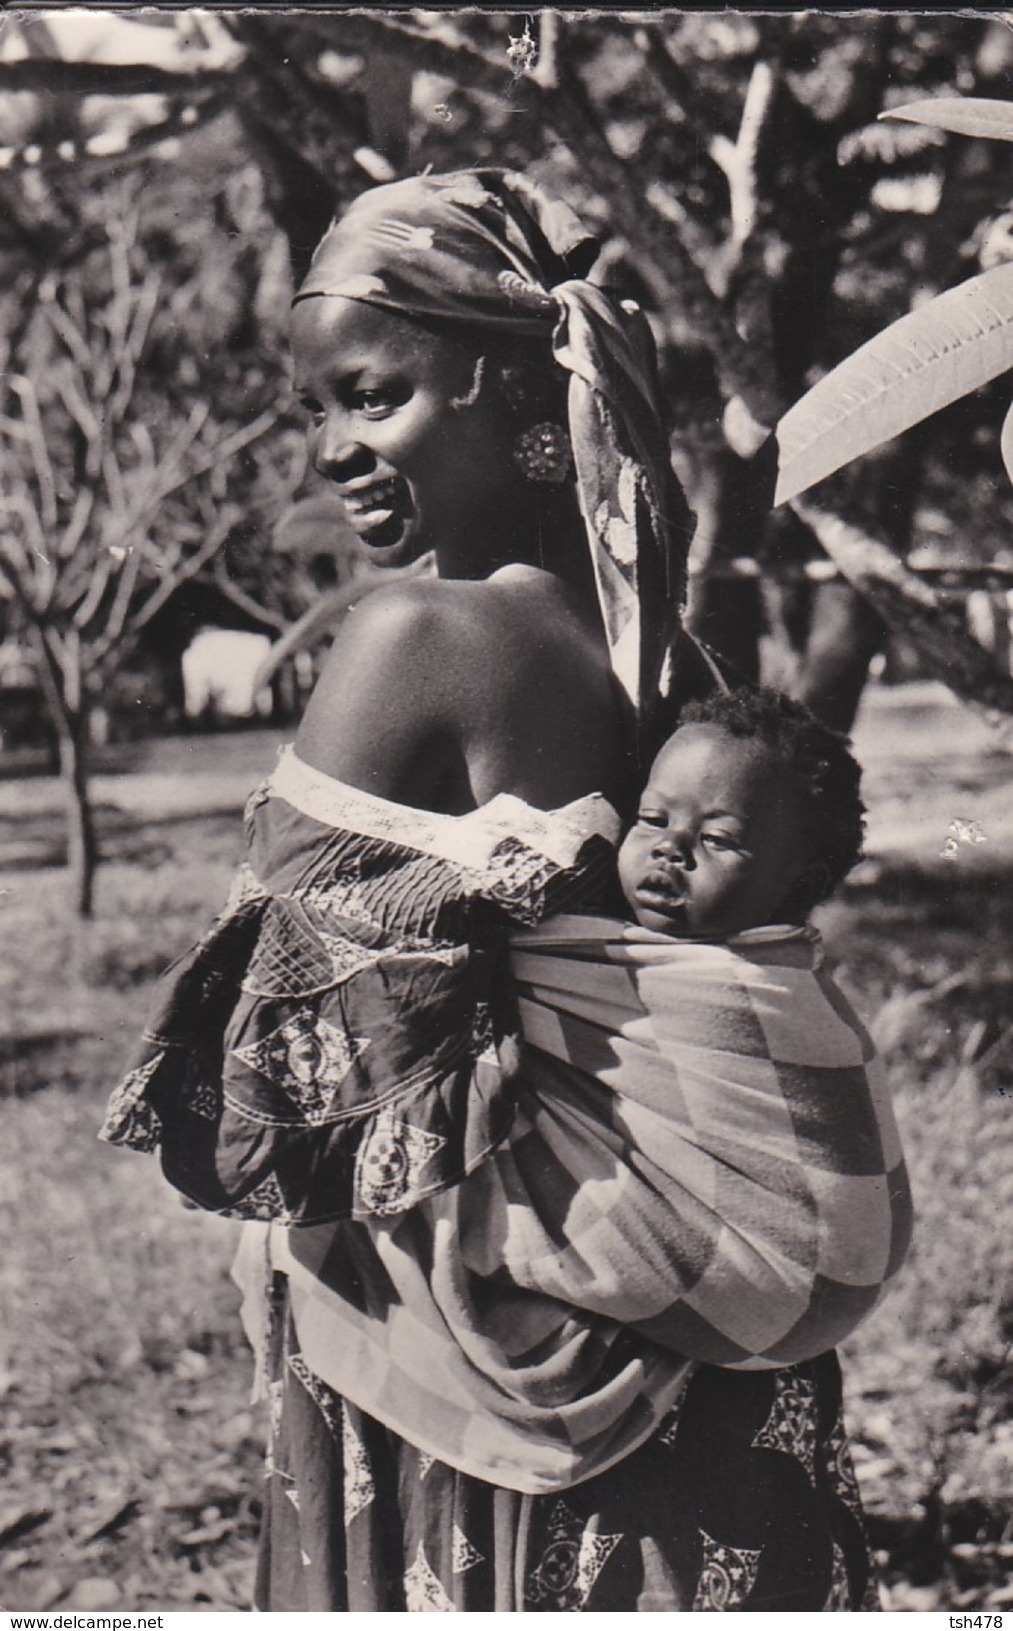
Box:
[617,725,819,938]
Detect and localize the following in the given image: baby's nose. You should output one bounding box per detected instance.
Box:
[651,828,693,866]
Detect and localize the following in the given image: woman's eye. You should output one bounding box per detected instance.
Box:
[356,389,398,418]
[297,395,325,424]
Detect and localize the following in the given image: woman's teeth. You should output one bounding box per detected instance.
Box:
[344,480,400,517]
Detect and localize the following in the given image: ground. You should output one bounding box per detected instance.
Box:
[0,681,1011,1612]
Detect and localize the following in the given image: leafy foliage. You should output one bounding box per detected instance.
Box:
[774,88,1013,511]
[6,14,1013,897]
[887,96,1013,142]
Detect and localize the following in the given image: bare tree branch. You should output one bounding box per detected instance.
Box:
[69,550,116,633]
[794,502,1013,717]
[113,510,238,650]
[0,59,229,95]
[634,21,732,138]
[212,559,289,635]
[5,377,59,531]
[58,489,95,562]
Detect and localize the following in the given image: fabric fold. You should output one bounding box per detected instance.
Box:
[100,752,621,1226]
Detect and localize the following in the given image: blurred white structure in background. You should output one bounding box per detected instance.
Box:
[182,630,272,720]
[0,9,240,69]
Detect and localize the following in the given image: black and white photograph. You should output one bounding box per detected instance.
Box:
[1,6,1012,1615]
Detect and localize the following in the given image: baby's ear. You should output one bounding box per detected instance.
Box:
[782,861,833,920]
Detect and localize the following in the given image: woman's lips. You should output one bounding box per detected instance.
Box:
[341,480,407,539]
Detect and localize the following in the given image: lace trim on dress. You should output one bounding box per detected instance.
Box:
[269,748,621,870]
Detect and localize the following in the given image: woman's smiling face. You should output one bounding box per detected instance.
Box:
[617,724,821,939]
[291,296,516,572]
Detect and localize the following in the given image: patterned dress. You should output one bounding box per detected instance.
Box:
[257,1291,878,1611]
[104,757,881,1611]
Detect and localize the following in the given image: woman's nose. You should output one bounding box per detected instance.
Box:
[314,419,375,483]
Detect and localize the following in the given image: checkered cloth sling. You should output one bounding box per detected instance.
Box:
[501,917,913,1365]
[245,908,911,1493]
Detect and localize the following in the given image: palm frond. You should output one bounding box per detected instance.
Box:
[774,264,1013,505]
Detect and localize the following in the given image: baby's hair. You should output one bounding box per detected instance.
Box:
[677,686,866,903]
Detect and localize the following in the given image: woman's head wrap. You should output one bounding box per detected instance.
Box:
[295,169,695,762]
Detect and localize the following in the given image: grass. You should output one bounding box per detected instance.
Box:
[1,816,260,1612]
[829,860,1013,1609]
[1,689,1012,1610]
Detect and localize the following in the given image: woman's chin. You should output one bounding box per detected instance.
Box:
[354,515,424,567]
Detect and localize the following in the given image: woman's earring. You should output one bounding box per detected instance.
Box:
[513,421,572,485]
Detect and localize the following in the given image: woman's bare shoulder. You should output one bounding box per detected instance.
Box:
[333,568,563,651]
[292,575,521,786]
[293,579,457,791]
[294,567,613,801]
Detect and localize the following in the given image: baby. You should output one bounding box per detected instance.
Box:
[617,685,865,940]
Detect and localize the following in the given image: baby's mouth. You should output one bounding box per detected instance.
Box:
[635,870,687,915]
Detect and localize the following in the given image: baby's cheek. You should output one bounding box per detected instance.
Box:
[616,834,640,912]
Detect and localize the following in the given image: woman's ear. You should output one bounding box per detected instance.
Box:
[494,357,567,422]
[497,362,538,415]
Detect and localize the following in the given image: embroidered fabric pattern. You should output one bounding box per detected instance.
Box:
[525,1500,622,1610]
[751,1371,819,1484]
[692,1530,763,1611]
[256,1321,880,1611]
[99,1054,165,1151]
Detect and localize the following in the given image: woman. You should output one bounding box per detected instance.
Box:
[104,170,880,1610]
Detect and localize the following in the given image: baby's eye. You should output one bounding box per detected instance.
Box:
[636,810,667,828]
[702,831,741,852]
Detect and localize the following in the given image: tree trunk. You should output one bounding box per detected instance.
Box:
[794,580,885,734]
[684,444,768,684]
[57,717,98,918]
[804,448,926,729]
[30,627,100,917]
[794,500,1013,721]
